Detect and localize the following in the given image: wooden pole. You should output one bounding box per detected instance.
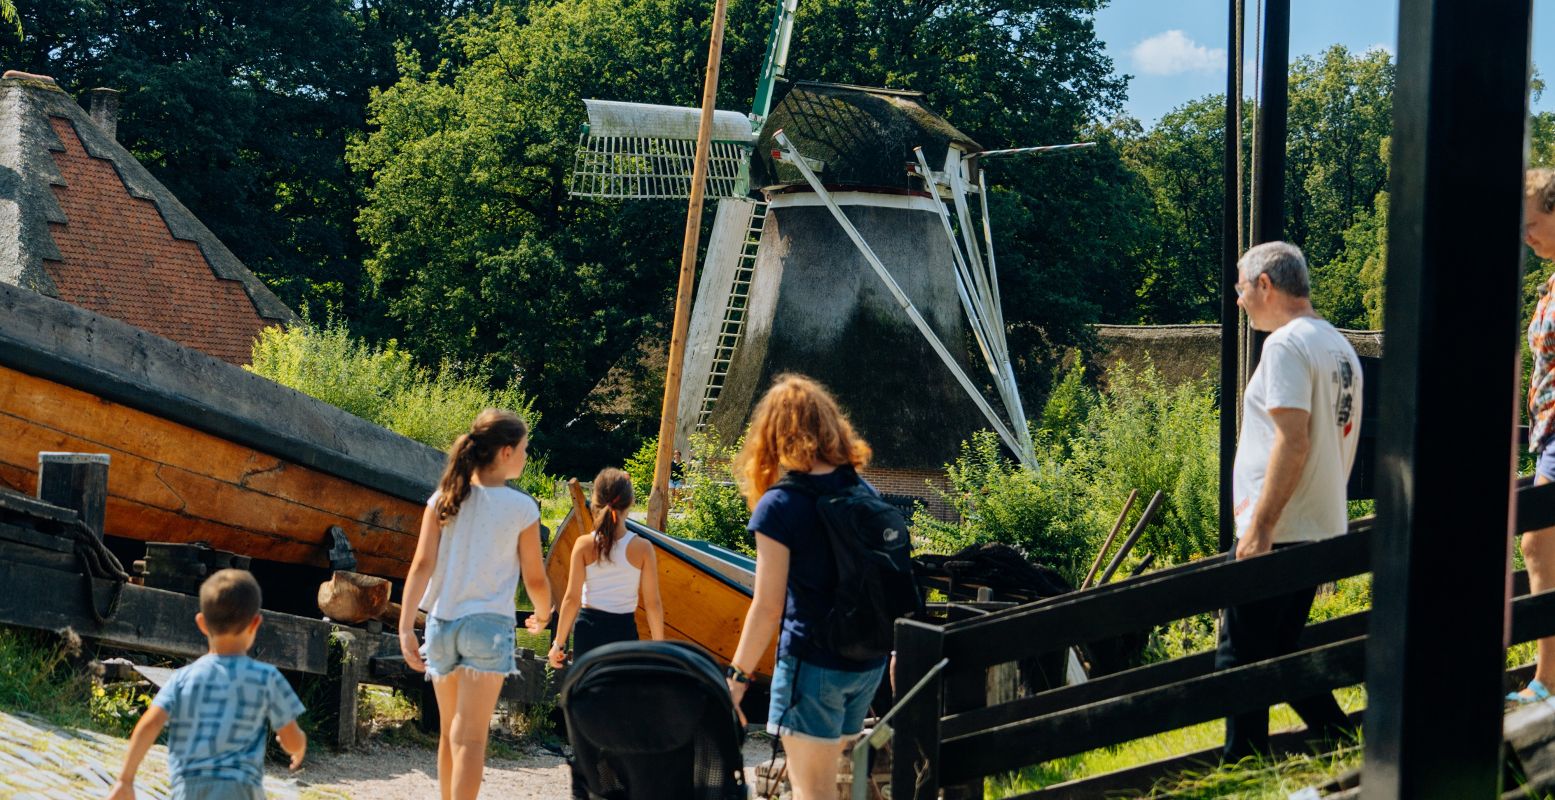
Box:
[645,0,730,532]
[1081,489,1137,590]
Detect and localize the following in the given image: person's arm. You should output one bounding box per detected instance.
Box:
[637,541,665,640]
[548,537,589,667]
[1237,407,1311,559]
[275,720,307,770]
[106,705,168,799]
[398,504,443,671]
[727,533,789,720]
[519,520,552,634]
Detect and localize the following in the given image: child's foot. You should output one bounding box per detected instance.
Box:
[1507,678,1551,706]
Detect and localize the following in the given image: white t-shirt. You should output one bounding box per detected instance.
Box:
[1233,316,1363,543]
[419,484,541,619]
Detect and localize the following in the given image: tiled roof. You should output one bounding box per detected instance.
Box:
[0,73,294,365]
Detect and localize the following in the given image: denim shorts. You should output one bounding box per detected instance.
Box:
[1538,438,1555,482]
[421,613,516,678]
[766,655,886,741]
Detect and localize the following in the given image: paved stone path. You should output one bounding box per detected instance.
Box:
[0,709,323,799]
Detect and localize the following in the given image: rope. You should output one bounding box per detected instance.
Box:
[69,521,128,625]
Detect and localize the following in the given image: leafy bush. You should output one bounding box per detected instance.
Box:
[248,320,557,495]
[917,356,1222,586]
[623,437,658,498]
[666,430,753,555]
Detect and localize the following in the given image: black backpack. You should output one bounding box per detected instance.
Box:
[774,470,925,661]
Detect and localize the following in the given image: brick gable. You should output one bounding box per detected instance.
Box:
[42,115,270,365]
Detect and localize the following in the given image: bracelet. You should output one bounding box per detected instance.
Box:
[724,664,752,685]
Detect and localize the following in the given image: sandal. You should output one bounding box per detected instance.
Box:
[1508,679,1552,705]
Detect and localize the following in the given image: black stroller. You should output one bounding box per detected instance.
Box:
[559,640,748,800]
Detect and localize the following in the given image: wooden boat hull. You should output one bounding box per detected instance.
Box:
[0,284,441,578]
[546,497,776,680]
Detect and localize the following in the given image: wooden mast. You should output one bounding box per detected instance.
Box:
[645,0,730,531]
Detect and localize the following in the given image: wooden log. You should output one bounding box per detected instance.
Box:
[317,571,392,624]
[36,452,108,540]
[1080,489,1136,590]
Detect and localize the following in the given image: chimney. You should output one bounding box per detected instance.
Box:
[87,87,120,141]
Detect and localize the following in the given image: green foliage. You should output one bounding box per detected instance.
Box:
[623,437,659,500]
[917,356,1221,586]
[666,430,753,555]
[0,626,151,736]
[247,319,539,452]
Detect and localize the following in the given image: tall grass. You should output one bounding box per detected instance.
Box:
[247,320,557,499]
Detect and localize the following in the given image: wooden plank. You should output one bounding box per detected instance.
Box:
[938,637,1368,783]
[1519,481,1555,534]
[940,530,1370,669]
[0,557,330,673]
[940,611,1370,740]
[891,619,947,800]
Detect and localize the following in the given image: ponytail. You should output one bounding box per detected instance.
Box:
[436,409,529,523]
[590,467,634,563]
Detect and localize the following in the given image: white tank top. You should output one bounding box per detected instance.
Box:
[582,530,642,614]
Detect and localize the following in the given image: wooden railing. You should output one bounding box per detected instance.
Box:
[886,480,1555,799]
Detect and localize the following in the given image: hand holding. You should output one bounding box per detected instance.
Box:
[524,610,550,635]
[547,643,568,669]
[726,679,748,726]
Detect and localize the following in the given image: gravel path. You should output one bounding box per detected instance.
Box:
[0,708,781,799]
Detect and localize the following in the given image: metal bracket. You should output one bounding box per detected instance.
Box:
[327,526,357,572]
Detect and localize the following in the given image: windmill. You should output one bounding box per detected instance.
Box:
[568,2,1091,510]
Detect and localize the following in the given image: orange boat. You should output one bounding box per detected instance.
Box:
[0,283,439,578]
[546,482,777,679]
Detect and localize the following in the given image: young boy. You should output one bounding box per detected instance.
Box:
[107,569,307,800]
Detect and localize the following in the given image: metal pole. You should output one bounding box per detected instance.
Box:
[1246,0,1288,381]
[1360,0,1531,796]
[1219,0,1244,554]
[645,0,730,532]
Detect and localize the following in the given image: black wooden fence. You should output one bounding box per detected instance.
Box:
[885,480,1555,799]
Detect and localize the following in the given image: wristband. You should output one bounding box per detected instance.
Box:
[724,664,752,685]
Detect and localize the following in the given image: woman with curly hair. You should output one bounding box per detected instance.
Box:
[725,374,884,800]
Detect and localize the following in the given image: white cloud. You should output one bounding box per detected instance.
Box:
[1131,30,1226,76]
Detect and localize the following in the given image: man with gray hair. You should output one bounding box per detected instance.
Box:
[1217,240,1362,761]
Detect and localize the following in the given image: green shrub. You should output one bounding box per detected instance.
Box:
[918,355,1221,586]
[248,320,557,500]
[623,436,658,497]
[666,430,754,555]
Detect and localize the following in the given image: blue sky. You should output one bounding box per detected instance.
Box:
[1093,0,1554,126]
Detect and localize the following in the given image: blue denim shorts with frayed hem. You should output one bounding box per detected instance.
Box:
[766,655,885,741]
[421,613,516,678]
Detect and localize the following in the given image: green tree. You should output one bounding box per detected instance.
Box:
[352,0,1134,467]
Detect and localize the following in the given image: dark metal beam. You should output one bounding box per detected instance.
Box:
[1219,0,1242,553]
[1245,0,1288,379]
[1361,0,1532,796]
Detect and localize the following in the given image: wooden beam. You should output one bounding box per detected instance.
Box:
[0,557,329,673]
[941,530,1370,668]
[1363,0,1532,796]
[939,636,1368,783]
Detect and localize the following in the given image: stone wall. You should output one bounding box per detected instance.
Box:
[1093,323,1383,386]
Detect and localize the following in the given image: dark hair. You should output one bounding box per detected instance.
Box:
[200,569,262,634]
[436,409,529,522]
[591,467,634,563]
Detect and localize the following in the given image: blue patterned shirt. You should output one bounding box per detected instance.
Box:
[151,654,305,787]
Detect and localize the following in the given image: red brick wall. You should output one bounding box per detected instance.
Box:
[860,465,957,522]
[43,116,270,365]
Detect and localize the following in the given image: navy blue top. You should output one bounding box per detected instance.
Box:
[747,467,889,672]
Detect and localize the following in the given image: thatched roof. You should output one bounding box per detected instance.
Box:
[753,81,981,192]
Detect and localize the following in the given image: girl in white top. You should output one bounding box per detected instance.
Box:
[398,409,552,800]
[548,467,664,668]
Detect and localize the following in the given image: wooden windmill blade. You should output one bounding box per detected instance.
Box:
[568,99,756,200]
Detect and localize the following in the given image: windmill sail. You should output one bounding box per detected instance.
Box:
[568,99,755,200]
